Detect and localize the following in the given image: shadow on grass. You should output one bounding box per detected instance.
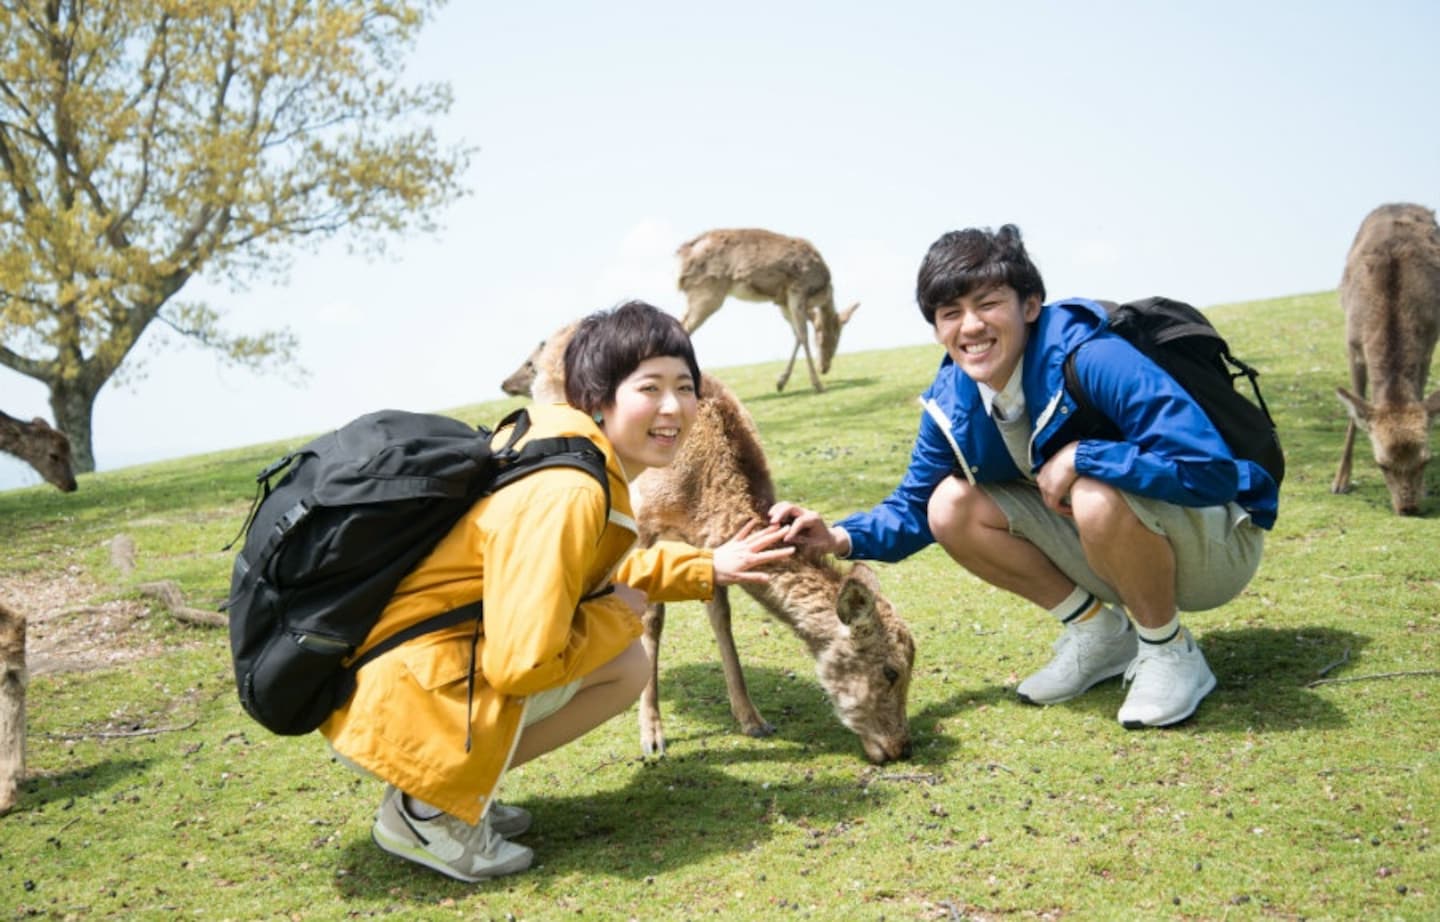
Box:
[333,760,877,896]
[633,662,1020,771]
[950,625,1367,734]
[17,757,153,812]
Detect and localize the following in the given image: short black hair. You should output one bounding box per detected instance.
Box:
[563,300,702,414]
[915,224,1046,324]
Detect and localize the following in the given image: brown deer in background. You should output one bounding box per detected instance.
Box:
[0,411,78,492]
[501,327,914,764]
[0,600,25,814]
[676,228,859,393]
[1332,203,1440,515]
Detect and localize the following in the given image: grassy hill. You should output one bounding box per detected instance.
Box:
[2,291,1437,920]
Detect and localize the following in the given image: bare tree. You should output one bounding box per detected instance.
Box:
[0,1,469,470]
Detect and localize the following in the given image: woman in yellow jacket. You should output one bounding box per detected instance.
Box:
[322,301,793,882]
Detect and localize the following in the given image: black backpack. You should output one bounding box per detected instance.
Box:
[223,407,609,736]
[1060,297,1285,487]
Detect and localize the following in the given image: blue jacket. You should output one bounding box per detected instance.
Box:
[838,298,1279,562]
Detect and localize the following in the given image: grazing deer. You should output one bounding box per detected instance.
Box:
[1332,203,1440,515]
[676,228,859,393]
[0,411,78,492]
[500,327,915,764]
[0,600,25,815]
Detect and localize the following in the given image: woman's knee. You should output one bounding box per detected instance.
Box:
[596,639,649,701]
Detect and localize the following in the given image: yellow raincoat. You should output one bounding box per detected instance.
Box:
[321,404,712,823]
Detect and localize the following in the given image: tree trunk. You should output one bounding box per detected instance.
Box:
[48,379,99,474]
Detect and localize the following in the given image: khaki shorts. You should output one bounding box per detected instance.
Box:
[981,481,1264,612]
[522,679,583,727]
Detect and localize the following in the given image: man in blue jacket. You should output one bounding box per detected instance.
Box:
[771,224,1277,728]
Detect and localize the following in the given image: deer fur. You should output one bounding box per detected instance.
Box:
[0,600,25,814]
[0,411,78,492]
[500,326,914,764]
[676,228,859,394]
[1331,203,1440,515]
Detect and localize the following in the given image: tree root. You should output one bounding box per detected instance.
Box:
[137,581,226,628]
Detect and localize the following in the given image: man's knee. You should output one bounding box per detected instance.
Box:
[926,475,979,540]
[1069,478,1147,539]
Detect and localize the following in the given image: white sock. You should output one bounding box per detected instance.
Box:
[1136,614,1181,646]
[401,793,443,820]
[1049,586,1101,625]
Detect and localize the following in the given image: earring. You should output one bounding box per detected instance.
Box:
[592,411,604,425]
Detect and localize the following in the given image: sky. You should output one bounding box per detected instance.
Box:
[2,0,1438,490]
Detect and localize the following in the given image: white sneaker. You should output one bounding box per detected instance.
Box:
[488,801,533,838]
[372,785,533,882]
[1017,605,1137,705]
[1117,628,1216,728]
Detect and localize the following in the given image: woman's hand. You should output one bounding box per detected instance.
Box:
[610,583,648,616]
[712,520,796,586]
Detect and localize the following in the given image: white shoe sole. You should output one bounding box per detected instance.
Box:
[371,822,532,882]
[1119,670,1217,729]
[1016,660,1131,705]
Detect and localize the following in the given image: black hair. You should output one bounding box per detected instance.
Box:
[563,300,702,414]
[915,224,1046,324]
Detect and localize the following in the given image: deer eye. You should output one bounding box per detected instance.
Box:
[883,666,900,685]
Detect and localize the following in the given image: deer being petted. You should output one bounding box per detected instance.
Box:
[0,411,77,492]
[676,228,859,393]
[1331,203,1440,515]
[501,327,914,763]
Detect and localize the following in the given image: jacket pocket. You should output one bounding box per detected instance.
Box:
[395,634,476,691]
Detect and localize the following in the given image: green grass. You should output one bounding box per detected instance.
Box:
[3,291,1438,921]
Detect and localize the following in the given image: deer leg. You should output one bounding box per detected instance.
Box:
[0,603,24,815]
[706,587,775,737]
[782,290,825,393]
[1332,421,1358,494]
[1332,352,1368,494]
[638,602,666,757]
[776,338,803,392]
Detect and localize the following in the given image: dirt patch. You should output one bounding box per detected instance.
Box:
[0,567,207,676]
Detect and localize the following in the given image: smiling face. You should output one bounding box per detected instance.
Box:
[598,356,699,477]
[931,283,1040,391]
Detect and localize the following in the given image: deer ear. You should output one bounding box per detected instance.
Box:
[1336,387,1373,426]
[1425,388,1440,421]
[839,302,860,325]
[836,566,878,634]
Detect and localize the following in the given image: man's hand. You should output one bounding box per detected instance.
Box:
[767,501,850,556]
[1037,441,1081,516]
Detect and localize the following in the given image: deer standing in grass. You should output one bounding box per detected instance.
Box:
[0,411,78,492]
[501,327,915,763]
[0,600,25,814]
[677,228,859,394]
[1332,203,1440,515]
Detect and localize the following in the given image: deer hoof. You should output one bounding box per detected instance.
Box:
[641,738,667,759]
[742,721,777,739]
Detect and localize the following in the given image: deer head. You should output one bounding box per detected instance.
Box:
[1336,387,1440,514]
[812,300,859,374]
[812,562,914,763]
